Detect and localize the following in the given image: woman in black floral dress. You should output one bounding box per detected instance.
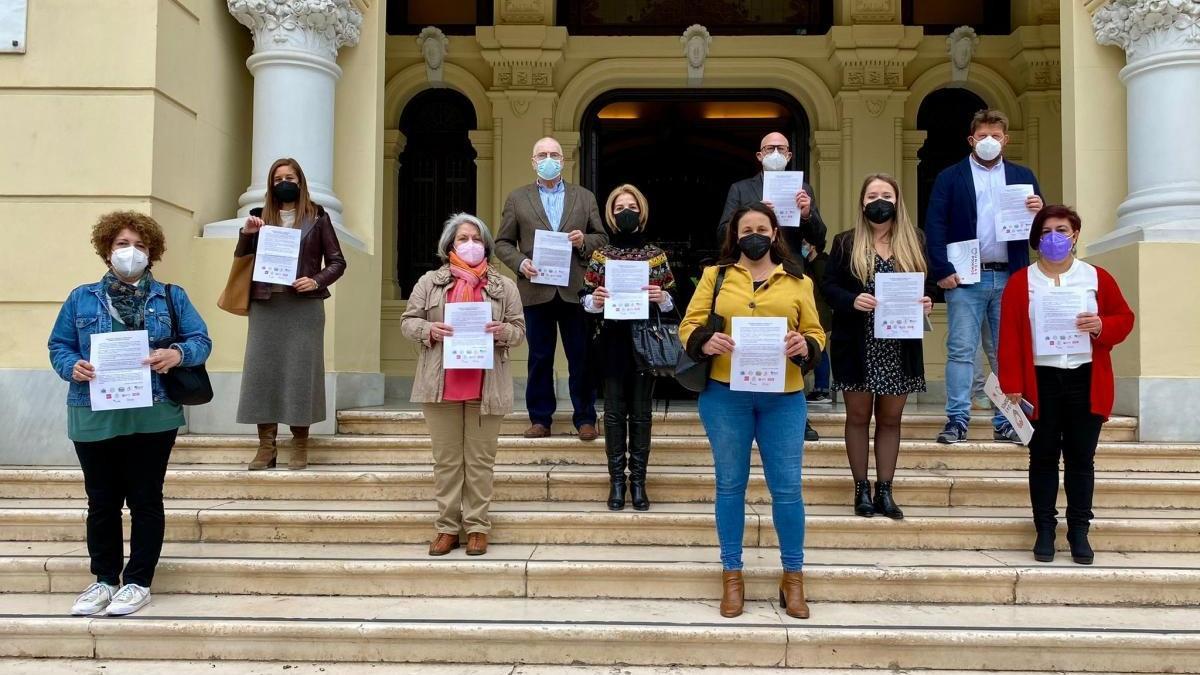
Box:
[821,174,933,520]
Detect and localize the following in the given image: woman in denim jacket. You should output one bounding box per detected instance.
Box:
[48,211,212,618]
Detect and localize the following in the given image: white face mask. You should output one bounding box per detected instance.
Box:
[110,246,149,279]
[761,151,788,172]
[973,136,1003,162]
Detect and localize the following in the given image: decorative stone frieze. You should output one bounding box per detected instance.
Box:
[228,0,362,58]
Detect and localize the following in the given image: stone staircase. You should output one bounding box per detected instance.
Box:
[2,405,1199,672]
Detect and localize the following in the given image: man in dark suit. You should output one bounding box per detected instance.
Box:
[495,137,608,440]
[925,109,1044,445]
[719,131,828,441]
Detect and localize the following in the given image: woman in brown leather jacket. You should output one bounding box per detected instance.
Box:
[237,158,347,471]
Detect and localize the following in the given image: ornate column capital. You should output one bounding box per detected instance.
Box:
[228,0,363,59]
[1093,0,1200,60]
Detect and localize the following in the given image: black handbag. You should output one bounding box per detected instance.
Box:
[631,306,684,377]
[674,267,727,393]
[158,284,214,405]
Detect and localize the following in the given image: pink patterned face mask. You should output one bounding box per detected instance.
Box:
[455,241,486,266]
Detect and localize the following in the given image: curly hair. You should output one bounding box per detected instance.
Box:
[90,211,167,267]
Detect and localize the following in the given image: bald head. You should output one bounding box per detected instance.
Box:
[760,132,788,150]
[532,137,563,158]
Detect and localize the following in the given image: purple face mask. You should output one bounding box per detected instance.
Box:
[1039,231,1074,262]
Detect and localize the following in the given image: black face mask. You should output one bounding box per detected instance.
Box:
[738,233,773,261]
[272,180,301,204]
[863,198,896,224]
[614,209,640,234]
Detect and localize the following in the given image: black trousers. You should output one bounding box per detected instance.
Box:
[1028,364,1103,531]
[73,429,177,587]
[603,368,654,481]
[524,296,596,429]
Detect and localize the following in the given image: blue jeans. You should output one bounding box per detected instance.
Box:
[813,342,831,392]
[945,270,1006,430]
[698,381,807,572]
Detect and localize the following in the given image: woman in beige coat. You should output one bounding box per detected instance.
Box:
[401,213,526,557]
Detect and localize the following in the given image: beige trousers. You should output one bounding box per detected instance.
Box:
[422,401,503,534]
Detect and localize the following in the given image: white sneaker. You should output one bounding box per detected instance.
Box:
[105,583,152,616]
[70,582,118,616]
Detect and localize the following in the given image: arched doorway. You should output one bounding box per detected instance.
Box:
[396,88,478,295]
[915,87,987,227]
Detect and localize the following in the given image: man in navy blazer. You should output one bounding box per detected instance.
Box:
[925,109,1044,444]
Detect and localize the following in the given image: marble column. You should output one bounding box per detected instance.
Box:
[1091,0,1200,253]
[204,0,363,241]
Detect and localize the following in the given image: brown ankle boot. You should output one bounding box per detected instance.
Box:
[288,425,309,470]
[720,571,744,618]
[248,423,278,471]
[779,571,810,619]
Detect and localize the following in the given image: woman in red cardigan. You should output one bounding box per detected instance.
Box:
[998,205,1134,566]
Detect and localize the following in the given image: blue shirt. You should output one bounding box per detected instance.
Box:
[538,179,566,231]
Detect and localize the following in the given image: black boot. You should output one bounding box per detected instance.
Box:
[873,480,904,520]
[1033,527,1056,562]
[854,480,874,517]
[628,413,652,511]
[1067,526,1094,565]
[603,397,629,511]
[804,421,819,442]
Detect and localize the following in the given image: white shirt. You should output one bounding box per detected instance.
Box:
[970,156,1009,264]
[1028,258,1098,370]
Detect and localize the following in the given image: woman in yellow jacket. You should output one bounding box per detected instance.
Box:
[680,202,825,621]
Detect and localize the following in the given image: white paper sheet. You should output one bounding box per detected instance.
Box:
[996,184,1036,242]
[603,260,650,320]
[947,239,981,285]
[88,330,153,411]
[984,373,1034,445]
[1033,287,1092,356]
[443,301,495,370]
[730,316,787,393]
[873,272,925,340]
[0,1,28,53]
[762,171,805,228]
[253,225,302,284]
[531,230,572,287]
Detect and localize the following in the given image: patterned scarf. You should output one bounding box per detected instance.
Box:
[448,251,488,304]
[103,270,153,329]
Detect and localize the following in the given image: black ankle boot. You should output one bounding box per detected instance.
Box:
[854,480,874,517]
[873,481,904,520]
[1033,528,1056,562]
[607,476,627,511]
[1067,527,1094,565]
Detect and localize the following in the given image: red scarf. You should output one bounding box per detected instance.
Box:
[443,252,489,402]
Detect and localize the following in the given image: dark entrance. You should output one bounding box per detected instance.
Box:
[580,89,811,305]
[915,87,987,227]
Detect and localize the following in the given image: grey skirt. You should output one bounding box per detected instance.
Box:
[236,292,326,426]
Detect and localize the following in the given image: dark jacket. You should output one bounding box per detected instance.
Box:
[235,206,347,301]
[718,174,828,268]
[820,231,931,386]
[924,157,1042,281]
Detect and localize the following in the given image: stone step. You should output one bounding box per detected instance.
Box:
[338,409,1140,442]
[4,465,1199,509]
[2,500,1197,552]
[1,594,1196,671]
[5,541,1199,607]
[170,435,1200,473]
[0,664,1153,675]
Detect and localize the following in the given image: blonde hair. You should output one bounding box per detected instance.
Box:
[850,173,927,284]
[603,184,650,232]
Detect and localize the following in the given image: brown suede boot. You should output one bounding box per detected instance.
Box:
[248,423,278,471]
[288,425,309,470]
[779,571,810,619]
[720,571,744,618]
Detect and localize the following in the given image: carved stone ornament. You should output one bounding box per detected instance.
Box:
[499,0,547,25]
[852,0,898,23]
[842,60,905,90]
[1094,0,1200,60]
[417,26,449,86]
[681,24,711,86]
[228,0,363,58]
[947,25,980,82]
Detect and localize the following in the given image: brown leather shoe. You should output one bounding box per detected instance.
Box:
[779,571,810,619]
[466,532,488,556]
[577,424,599,442]
[523,424,551,439]
[720,570,744,618]
[288,427,309,470]
[428,533,460,556]
[248,424,278,471]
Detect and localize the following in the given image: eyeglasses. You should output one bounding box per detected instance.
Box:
[533,152,564,161]
[760,145,790,154]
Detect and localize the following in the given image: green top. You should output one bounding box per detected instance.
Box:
[67,318,184,443]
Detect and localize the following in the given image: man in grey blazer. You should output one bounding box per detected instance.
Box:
[495,137,608,440]
[718,131,828,442]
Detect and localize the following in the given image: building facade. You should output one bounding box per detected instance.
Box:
[2,0,1197,463]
